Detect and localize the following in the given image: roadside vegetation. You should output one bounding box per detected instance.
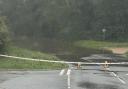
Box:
[75,40,128,49]
[0,46,67,69]
[74,40,128,58]
[0,16,67,69]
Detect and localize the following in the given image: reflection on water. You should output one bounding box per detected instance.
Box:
[78,82,120,89]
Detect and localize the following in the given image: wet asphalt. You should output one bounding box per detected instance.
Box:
[0,66,128,89]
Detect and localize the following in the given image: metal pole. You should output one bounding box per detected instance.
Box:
[102,29,106,41]
[102,29,106,54]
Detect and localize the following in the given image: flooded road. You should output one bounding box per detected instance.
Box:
[0,66,128,89]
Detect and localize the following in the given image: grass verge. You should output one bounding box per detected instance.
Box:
[0,46,67,69]
[74,40,128,49]
[75,40,128,57]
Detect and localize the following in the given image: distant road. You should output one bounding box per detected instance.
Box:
[0,66,128,89]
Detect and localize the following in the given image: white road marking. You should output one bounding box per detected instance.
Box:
[0,54,128,65]
[111,72,117,77]
[59,69,65,76]
[117,77,126,84]
[67,74,71,89]
[67,69,71,75]
[126,74,128,75]
[111,72,126,84]
[60,69,71,88]
[67,69,71,89]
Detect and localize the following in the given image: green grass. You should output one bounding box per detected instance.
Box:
[0,46,67,69]
[74,40,128,49]
[7,46,60,60]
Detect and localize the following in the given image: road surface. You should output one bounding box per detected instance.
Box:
[0,66,128,89]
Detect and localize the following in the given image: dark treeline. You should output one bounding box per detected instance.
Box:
[0,17,10,53]
[0,0,128,41]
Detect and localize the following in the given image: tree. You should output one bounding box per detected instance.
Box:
[0,16,10,53]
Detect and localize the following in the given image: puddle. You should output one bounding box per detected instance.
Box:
[78,82,120,89]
